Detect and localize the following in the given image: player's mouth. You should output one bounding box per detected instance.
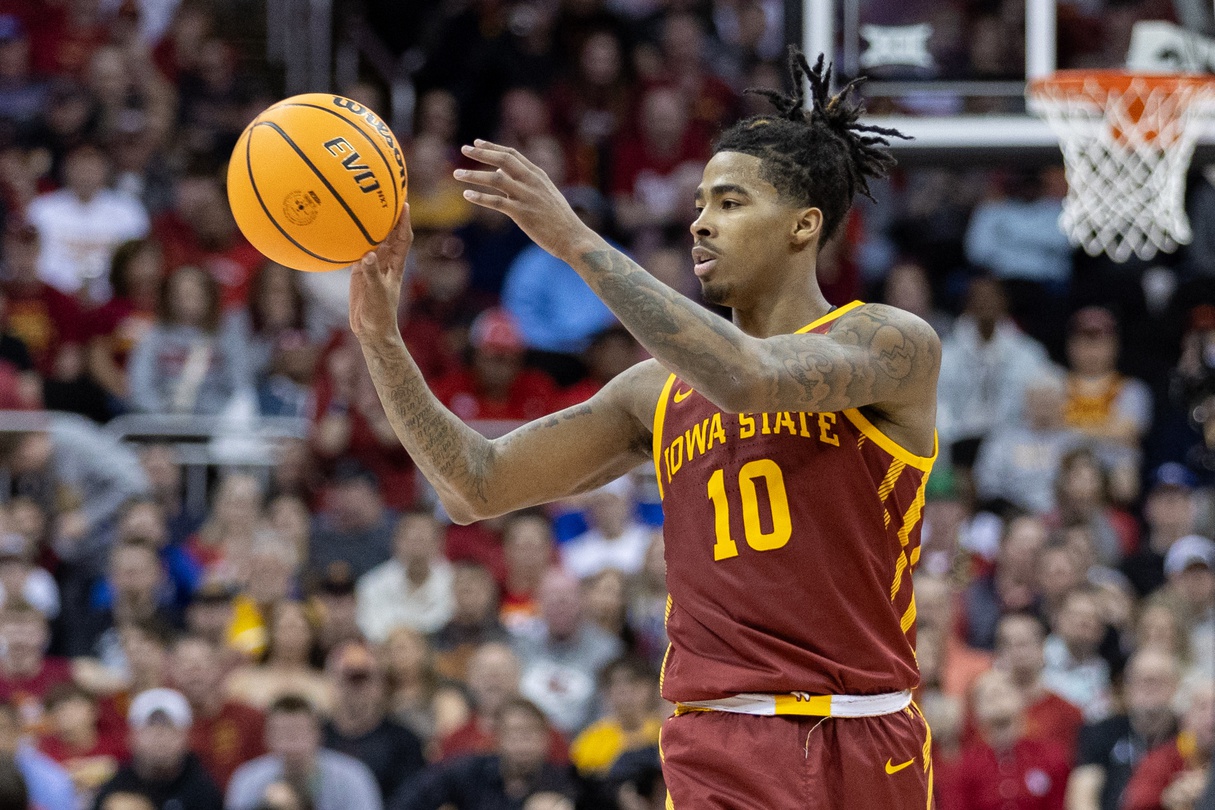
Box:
[692,245,719,277]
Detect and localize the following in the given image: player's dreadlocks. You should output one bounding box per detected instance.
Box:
[715,47,909,242]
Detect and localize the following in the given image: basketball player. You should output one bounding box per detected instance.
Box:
[350,51,939,809]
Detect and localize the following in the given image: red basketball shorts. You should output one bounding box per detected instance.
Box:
[660,705,933,809]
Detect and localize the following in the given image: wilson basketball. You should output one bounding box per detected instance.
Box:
[227,94,408,272]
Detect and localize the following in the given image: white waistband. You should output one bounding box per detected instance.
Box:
[676,689,913,718]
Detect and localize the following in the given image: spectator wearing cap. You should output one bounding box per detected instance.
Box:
[0,699,75,810]
[1163,535,1215,673]
[227,694,382,810]
[1121,677,1215,810]
[392,697,576,810]
[308,463,396,581]
[93,688,224,810]
[0,14,48,127]
[560,477,650,581]
[356,509,455,643]
[1122,464,1198,598]
[168,634,266,789]
[1066,648,1180,810]
[500,185,619,371]
[26,142,150,303]
[321,641,425,800]
[430,308,561,423]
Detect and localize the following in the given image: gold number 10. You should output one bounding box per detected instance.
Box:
[707,459,793,560]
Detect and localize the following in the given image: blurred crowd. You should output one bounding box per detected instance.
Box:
[0,0,1214,810]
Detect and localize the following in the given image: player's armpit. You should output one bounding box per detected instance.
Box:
[744,304,941,418]
[458,360,664,522]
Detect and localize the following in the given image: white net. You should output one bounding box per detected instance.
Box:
[1028,73,1215,263]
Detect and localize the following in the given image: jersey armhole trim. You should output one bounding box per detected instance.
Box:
[842,408,938,472]
[794,300,864,334]
[652,373,677,500]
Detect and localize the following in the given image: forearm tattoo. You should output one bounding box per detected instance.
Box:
[578,248,935,413]
[362,342,493,505]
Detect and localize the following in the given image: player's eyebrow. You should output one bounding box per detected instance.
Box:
[694,183,752,202]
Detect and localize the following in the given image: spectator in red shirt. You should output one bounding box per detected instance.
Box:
[169,634,266,789]
[994,612,1085,759]
[85,237,162,414]
[430,308,560,424]
[610,84,710,236]
[654,12,739,133]
[0,602,73,732]
[37,683,125,800]
[311,334,416,509]
[547,29,635,189]
[1122,678,1214,810]
[152,163,264,310]
[0,221,85,380]
[950,669,1071,810]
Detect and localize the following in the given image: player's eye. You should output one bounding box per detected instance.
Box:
[693,205,704,214]
[721,199,740,209]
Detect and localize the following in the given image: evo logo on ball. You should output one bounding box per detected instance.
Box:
[323,138,381,194]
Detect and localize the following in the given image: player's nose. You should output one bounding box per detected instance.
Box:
[690,211,715,239]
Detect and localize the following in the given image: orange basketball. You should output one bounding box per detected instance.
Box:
[227,94,408,272]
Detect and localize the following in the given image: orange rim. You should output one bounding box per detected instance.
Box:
[1029,70,1215,97]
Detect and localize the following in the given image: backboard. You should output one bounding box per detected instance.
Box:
[815,0,1215,160]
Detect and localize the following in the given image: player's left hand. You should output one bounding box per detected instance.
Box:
[455,140,594,258]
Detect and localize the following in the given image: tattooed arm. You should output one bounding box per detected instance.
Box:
[455,141,940,429]
[349,211,658,524]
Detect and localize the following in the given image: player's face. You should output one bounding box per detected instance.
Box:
[690,151,816,308]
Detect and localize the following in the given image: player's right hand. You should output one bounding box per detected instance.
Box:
[349,204,412,346]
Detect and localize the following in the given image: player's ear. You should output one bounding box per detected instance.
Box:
[791,206,822,249]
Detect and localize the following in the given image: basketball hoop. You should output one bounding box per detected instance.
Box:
[1027,71,1215,262]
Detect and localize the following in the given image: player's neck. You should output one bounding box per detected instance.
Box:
[731,274,834,338]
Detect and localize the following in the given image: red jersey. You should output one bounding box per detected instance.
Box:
[953,738,1070,810]
[653,302,936,702]
[190,701,266,788]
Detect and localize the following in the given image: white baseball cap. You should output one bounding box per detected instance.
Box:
[1164,535,1215,577]
[128,688,192,729]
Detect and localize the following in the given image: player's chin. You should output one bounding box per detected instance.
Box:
[699,278,733,307]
